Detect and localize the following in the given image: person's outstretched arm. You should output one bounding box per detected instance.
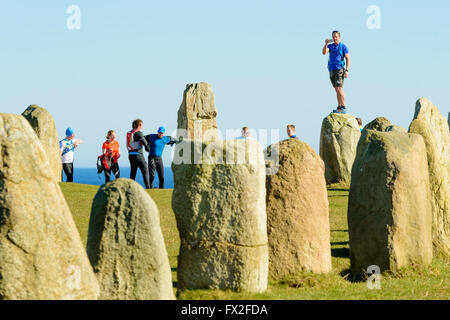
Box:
[322,39,330,55]
[165,136,177,146]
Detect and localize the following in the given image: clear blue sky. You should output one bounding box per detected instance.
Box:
[1,0,449,167]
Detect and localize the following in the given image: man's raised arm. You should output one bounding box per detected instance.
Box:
[322,39,330,55]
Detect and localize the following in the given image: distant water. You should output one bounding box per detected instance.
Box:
[65,167,174,189]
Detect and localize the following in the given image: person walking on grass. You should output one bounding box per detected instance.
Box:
[60,127,83,182]
[322,30,350,114]
[145,126,176,189]
[102,130,121,183]
[126,119,151,189]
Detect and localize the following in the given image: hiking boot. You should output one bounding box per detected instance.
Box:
[332,106,346,114]
[337,106,347,114]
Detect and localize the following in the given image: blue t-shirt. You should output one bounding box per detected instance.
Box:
[146,134,172,157]
[327,42,349,71]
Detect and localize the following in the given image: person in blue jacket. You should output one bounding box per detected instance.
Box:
[322,30,350,113]
[145,127,176,189]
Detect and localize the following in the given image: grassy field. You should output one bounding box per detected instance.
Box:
[60,182,449,300]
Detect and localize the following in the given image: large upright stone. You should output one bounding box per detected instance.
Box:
[409,98,450,256]
[319,113,361,185]
[266,139,331,279]
[348,130,432,279]
[22,105,62,182]
[172,139,268,292]
[87,179,175,300]
[0,113,99,300]
[177,82,219,142]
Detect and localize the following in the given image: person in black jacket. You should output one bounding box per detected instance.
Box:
[126,119,151,189]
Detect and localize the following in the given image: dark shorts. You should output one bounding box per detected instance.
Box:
[329,69,344,88]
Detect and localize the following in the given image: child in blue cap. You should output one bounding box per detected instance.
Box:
[59,128,83,182]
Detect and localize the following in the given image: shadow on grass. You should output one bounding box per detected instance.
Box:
[330,229,348,233]
[331,247,349,258]
[339,268,370,283]
[327,188,349,192]
[172,281,178,288]
[331,241,349,246]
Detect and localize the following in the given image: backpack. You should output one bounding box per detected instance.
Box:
[126,129,141,152]
[97,154,112,174]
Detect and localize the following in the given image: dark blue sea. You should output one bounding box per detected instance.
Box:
[65,167,174,189]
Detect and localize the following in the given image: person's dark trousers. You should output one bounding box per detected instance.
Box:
[149,156,164,189]
[62,163,74,182]
[104,162,120,183]
[129,154,150,189]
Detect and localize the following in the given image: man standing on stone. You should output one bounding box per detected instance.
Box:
[126,119,151,189]
[145,126,176,189]
[60,127,83,182]
[287,125,299,140]
[322,30,350,113]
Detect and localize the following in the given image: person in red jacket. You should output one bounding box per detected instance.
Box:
[102,130,121,183]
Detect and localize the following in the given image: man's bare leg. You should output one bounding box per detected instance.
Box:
[334,86,345,106]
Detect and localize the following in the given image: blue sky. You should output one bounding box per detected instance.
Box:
[1,0,449,167]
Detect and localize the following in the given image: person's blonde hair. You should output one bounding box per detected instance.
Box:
[106,130,116,139]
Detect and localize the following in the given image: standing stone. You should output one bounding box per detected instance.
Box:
[348,130,432,279]
[176,82,219,142]
[266,139,331,279]
[172,139,268,292]
[409,98,450,256]
[22,105,62,182]
[319,113,361,185]
[362,117,392,134]
[0,113,99,300]
[87,179,175,300]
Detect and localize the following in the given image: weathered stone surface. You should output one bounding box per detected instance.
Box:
[266,139,331,279]
[87,179,175,300]
[385,125,407,133]
[0,113,99,300]
[177,82,219,142]
[362,117,392,134]
[22,105,62,182]
[319,113,361,185]
[348,130,432,279]
[409,98,450,256]
[172,139,268,292]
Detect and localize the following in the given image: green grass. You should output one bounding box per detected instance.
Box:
[60,182,450,300]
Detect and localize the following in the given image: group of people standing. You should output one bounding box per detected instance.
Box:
[59,119,176,189]
[126,119,176,189]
